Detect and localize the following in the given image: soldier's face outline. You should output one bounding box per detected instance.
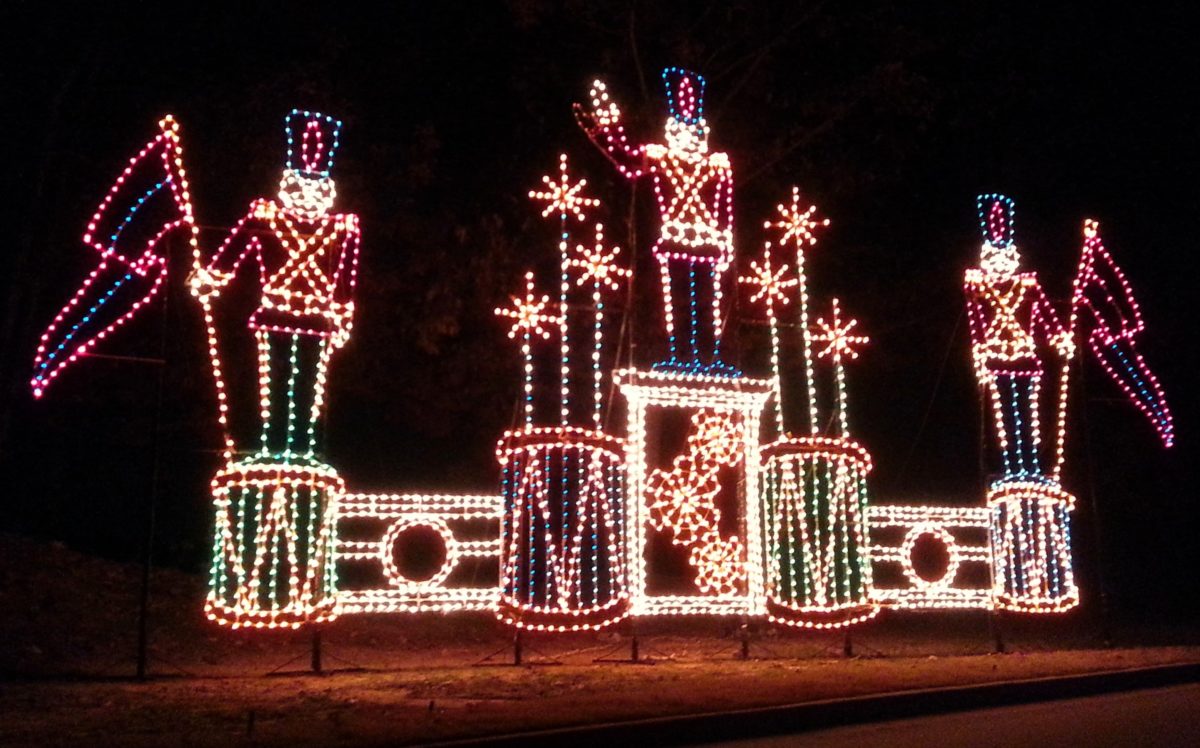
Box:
[665,118,709,155]
[979,241,1021,278]
[278,169,336,218]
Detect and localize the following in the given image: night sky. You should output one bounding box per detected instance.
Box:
[1,3,1196,621]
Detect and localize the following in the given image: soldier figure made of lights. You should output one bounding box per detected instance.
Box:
[575,68,738,376]
[190,110,361,628]
[964,194,1079,610]
[964,194,1074,485]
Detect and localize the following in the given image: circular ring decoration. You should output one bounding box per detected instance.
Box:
[900,522,960,591]
[380,517,457,589]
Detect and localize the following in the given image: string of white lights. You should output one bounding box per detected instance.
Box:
[334,492,503,614]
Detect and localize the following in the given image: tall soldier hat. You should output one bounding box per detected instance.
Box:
[284,109,343,178]
[977,193,1016,248]
[662,67,706,126]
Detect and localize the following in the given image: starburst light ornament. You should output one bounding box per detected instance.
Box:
[569,224,631,291]
[528,153,600,221]
[740,252,798,308]
[767,186,830,248]
[813,298,868,362]
[495,271,559,340]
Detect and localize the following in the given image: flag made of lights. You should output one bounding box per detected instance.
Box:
[31,116,199,398]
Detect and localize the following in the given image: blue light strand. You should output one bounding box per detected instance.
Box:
[501,462,512,597]
[996,379,1015,478]
[688,260,700,361]
[107,181,166,250]
[1009,377,1031,477]
[35,271,135,374]
[1111,342,1171,427]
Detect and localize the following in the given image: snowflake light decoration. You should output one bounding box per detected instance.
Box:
[495,271,559,340]
[813,298,868,361]
[528,153,600,221]
[646,409,748,596]
[813,297,867,436]
[766,186,830,249]
[739,250,798,308]
[569,224,631,291]
[739,245,798,435]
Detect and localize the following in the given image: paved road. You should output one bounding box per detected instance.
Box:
[707,683,1200,747]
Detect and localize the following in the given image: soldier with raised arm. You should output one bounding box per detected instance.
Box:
[575,68,738,376]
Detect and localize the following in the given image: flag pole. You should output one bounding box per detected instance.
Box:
[135,234,173,681]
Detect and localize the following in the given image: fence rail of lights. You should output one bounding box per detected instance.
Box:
[867,505,993,609]
[334,492,501,614]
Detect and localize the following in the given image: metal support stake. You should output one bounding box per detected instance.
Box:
[135,238,172,681]
[311,627,323,673]
[980,392,1006,655]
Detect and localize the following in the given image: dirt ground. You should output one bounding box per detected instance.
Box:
[2,533,1198,746]
[6,647,1200,746]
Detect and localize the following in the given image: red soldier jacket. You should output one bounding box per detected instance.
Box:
[964,268,1067,377]
[586,120,734,266]
[203,199,361,345]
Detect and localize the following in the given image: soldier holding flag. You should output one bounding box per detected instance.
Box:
[965,194,1172,612]
[190,110,361,628]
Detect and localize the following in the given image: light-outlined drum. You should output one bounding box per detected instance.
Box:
[988,480,1078,612]
[761,436,878,629]
[496,426,630,631]
[205,459,343,629]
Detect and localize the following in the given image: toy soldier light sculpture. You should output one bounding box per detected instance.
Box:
[190,110,361,628]
[965,194,1079,611]
[587,68,774,617]
[965,195,1074,484]
[576,67,738,376]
